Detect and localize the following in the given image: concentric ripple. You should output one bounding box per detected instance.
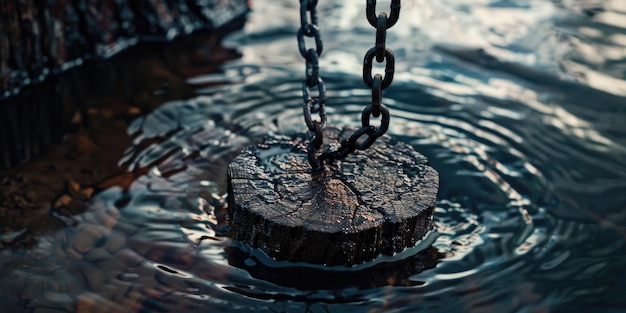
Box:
[1,0,625,312]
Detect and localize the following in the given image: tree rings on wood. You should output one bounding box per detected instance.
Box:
[228,127,439,266]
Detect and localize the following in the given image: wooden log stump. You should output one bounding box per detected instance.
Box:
[228,127,439,266]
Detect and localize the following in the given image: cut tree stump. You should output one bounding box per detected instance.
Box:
[228,127,439,266]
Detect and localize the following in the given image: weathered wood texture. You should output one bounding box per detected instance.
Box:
[229,127,439,266]
[0,0,249,96]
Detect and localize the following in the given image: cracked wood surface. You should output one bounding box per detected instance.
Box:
[228,127,439,266]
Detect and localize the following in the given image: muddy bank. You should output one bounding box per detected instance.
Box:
[0,29,242,244]
[0,0,249,171]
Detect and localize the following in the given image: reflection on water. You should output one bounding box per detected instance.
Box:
[1,0,626,312]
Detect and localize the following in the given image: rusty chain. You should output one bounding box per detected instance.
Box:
[299,0,400,170]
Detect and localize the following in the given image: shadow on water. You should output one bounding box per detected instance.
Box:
[2,0,626,312]
[227,241,444,291]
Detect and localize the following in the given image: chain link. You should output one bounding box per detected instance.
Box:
[298,0,327,169]
[299,0,401,170]
[319,0,399,167]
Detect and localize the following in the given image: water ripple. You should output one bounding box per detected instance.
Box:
[2,0,626,312]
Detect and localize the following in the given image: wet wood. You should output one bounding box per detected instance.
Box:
[228,127,439,266]
[0,0,250,95]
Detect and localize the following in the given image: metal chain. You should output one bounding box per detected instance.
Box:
[300,0,400,170]
[298,0,327,170]
[320,0,400,165]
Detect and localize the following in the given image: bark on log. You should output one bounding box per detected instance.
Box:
[228,127,439,266]
[0,0,249,96]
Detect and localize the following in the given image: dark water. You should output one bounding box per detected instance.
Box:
[2,0,626,312]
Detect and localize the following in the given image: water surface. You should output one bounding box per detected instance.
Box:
[1,0,626,312]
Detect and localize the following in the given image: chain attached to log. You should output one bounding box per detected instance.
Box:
[299,0,400,170]
[298,0,327,169]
